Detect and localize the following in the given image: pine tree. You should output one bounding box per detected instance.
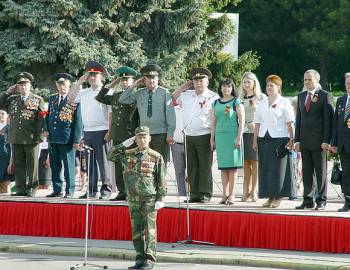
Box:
[0,0,258,94]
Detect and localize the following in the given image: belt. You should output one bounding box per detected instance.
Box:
[174,142,183,145]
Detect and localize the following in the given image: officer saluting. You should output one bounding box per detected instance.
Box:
[0,72,46,197]
[119,64,176,164]
[95,66,139,201]
[108,126,166,270]
[46,73,83,198]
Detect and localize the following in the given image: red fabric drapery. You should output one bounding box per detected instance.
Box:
[1,202,350,254]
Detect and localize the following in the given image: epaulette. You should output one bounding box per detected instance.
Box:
[50,93,59,97]
[148,148,162,158]
[125,147,138,154]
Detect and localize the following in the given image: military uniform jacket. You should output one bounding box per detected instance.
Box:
[107,144,167,201]
[119,86,176,137]
[95,86,139,142]
[46,94,83,144]
[0,92,45,144]
[331,94,350,154]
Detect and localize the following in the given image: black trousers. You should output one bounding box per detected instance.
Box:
[84,130,112,195]
[301,149,327,204]
[340,152,350,206]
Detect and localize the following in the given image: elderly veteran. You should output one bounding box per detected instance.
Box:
[107,126,166,270]
[95,66,139,201]
[119,64,175,164]
[68,61,112,199]
[46,73,83,198]
[0,72,46,197]
[172,67,219,203]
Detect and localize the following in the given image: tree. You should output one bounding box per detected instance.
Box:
[237,0,350,92]
[0,0,259,96]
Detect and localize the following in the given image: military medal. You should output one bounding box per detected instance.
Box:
[59,103,77,122]
[271,104,276,108]
[312,93,318,102]
[347,118,350,128]
[224,105,230,114]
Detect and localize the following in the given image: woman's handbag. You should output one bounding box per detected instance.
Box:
[275,144,289,158]
[330,162,342,185]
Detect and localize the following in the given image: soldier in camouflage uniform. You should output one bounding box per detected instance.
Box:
[0,72,46,197]
[108,126,166,270]
[95,66,139,201]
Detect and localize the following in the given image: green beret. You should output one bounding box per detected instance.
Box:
[115,66,138,78]
[140,64,161,76]
[14,72,34,84]
[135,126,150,135]
[189,67,212,80]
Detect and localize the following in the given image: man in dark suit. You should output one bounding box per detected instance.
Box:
[330,72,350,212]
[0,72,46,197]
[295,69,334,210]
[46,73,83,198]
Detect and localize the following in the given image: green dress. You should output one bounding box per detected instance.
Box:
[213,97,243,170]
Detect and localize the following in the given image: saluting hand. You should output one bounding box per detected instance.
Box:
[105,78,120,89]
[78,74,89,84]
[6,84,17,95]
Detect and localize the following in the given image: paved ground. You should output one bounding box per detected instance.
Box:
[0,252,288,270]
[0,235,350,270]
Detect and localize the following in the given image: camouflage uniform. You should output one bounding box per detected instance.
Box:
[108,143,166,266]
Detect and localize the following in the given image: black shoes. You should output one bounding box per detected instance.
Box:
[315,203,326,210]
[184,198,200,203]
[99,193,111,200]
[338,205,350,212]
[110,193,127,201]
[11,192,26,196]
[79,192,98,199]
[295,202,316,209]
[46,192,63,198]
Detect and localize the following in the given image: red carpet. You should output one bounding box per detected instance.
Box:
[1,201,350,254]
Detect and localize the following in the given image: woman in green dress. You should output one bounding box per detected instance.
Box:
[210,79,245,205]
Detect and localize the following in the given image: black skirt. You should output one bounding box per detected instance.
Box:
[257,132,294,198]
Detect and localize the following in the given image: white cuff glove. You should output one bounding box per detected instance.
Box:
[155,201,164,210]
[122,136,135,147]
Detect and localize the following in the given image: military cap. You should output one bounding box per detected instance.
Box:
[189,67,212,80]
[116,66,138,78]
[53,73,73,82]
[14,72,34,84]
[135,126,150,136]
[140,64,161,77]
[85,60,106,74]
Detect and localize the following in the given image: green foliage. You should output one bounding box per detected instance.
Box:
[237,0,350,91]
[0,0,259,96]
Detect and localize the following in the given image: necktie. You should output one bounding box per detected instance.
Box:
[305,93,312,112]
[147,91,153,118]
[345,97,350,120]
[59,96,64,107]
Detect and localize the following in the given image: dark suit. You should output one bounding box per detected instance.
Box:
[331,94,350,207]
[295,89,333,204]
[0,92,46,195]
[46,94,83,195]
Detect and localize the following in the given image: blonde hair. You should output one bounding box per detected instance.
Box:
[238,72,262,99]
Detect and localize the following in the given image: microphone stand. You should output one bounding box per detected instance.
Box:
[70,147,108,270]
[172,129,214,247]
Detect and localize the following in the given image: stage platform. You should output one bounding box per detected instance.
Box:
[0,193,350,256]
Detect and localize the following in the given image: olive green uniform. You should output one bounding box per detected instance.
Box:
[108,144,166,266]
[95,86,139,198]
[0,92,46,195]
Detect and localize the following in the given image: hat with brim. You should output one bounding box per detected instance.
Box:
[135,126,150,136]
[116,66,138,78]
[189,67,212,80]
[85,60,106,74]
[53,73,73,83]
[140,64,161,77]
[15,72,34,84]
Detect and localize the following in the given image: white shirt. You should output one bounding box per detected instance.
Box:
[75,86,110,131]
[254,96,295,138]
[176,89,219,136]
[173,105,184,143]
